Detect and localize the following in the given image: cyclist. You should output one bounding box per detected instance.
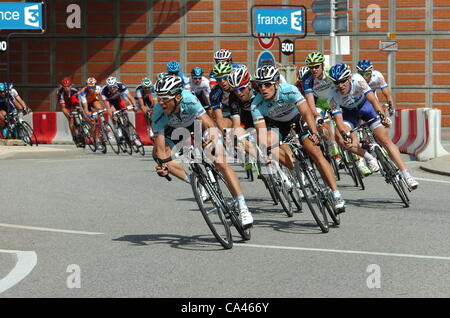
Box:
[57,77,82,146]
[210,62,237,133]
[135,77,154,113]
[251,65,346,213]
[328,63,419,190]
[209,49,243,89]
[0,83,30,126]
[166,61,190,89]
[303,52,370,175]
[79,77,103,115]
[356,59,394,114]
[151,75,253,228]
[189,67,212,117]
[294,66,310,97]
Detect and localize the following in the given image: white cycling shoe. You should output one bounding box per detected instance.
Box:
[367,157,380,173]
[240,208,253,228]
[405,176,419,190]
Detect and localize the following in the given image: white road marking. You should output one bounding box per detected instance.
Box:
[0,223,104,235]
[236,243,450,261]
[0,250,37,294]
[415,177,450,185]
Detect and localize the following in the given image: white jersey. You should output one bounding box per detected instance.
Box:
[329,73,373,114]
[367,70,388,91]
[189,76,211,96]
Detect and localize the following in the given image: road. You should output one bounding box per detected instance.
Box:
[0,145,449,298]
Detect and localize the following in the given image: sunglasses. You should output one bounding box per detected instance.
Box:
[359,71,372,76]
[87,86,96,90]
[157,96,175,102]
[333,78,349,85]
[216,75,229,82]
[232,84,249,93]
[309,64,322,70]
[257,82,275,88]
[192,76,202,80]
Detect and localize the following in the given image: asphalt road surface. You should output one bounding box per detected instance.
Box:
[0,145,449,298]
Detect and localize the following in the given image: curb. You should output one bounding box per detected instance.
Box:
[420,165,450,177]
[419,155,450,177]
[0,148,85,160]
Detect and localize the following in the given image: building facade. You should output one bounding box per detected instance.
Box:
[1,0,450,126]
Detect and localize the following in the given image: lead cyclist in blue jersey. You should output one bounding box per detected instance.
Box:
[151,75,253,228]
[328,64,419,190]
[251,65,346,213]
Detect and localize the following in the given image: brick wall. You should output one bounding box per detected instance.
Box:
[2,0,450,126]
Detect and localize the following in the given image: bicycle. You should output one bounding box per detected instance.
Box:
[163,135,251,249]
[342,116,411,207]
[71,107,96,152]
[113,106,145,156]
[3,109,38,146]
[91,109,121,154]
[285,124,341,232]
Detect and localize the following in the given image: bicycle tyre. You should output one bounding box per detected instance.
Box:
[268,166,293,217]
[322,189,340,226]
[82,122,97,152]
[117,125,133,155]
[16,122,32,146]
[374,147,409,207]
[282,166,302,212]
[21,121,38,146]
[214,171,251,241]
[260,174,278,205]
[128,123,145,156]
[348,151,365,190]
[190,172,233,249]
[341,147,359,187]
[103,123,120,154]
[295,160,329,233]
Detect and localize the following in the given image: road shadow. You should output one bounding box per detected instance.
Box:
[345,198,407,209]
[112,233,247,252]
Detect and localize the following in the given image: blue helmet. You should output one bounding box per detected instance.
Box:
[329,64,352,82]
[356,59,373,72]
[0,83,5,92]
[191,67,203,77]
[167,61,181,73]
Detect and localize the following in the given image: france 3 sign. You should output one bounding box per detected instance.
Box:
[255,8,305,34]
[0,2,43,30]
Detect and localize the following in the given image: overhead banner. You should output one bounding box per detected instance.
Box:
[0,2,43,30]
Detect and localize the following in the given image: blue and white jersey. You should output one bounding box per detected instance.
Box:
[151,90,205,136]
[251,83,305,124]
[210,85,231,116]
[329,73,374,115]
[101,82,128,102]
[367,70,388,91]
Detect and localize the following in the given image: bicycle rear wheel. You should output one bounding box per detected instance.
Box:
[82,122,97,152]
[375,147,409,207]
[16,123,32,146]
[295,160,329,233]
[214,171,251,241]
[341,147,360,188]
[190,172,233,249]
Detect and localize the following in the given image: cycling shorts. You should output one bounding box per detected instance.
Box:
[265,113,309,142]
[342,99,383,131]
[109,98,127,111]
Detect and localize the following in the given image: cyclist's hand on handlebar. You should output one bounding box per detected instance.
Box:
[155,164,169,177]
[308,132,320,145]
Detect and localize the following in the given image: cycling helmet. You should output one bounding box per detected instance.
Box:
[154,75,183,96]
[228,67,250,88]
[106,76,118,87]
[305,51,325,66]
[214,49,232,62]
[86,77,97,87]
[329,64,352,82]
[61,77,72,87]
[254,65,280,83]
[166,61,181,73]
[157,72,168,80]
[141,77,153,88]
[212,62,233,76]
[298,66,310,80]
[191,67,203,77]
[0,83,5,92]
[356,59,374,72]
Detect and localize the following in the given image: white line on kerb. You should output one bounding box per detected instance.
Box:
[236,243,450,261]
[0,250,37,294]
[0,223,104,235]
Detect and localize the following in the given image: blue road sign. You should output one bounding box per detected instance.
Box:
[255,8,305,34]
[257,51,276,68]
[0,2,43,30]
[312,13,348,34]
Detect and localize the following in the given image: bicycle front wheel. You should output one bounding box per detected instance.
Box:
[103,123,120,154]
[21,121,38,146]
[128,123,145,156]
[190,172,233,249]
[268,166,293,217]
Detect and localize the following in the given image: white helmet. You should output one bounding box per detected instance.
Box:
[254,65,280,83]
[214,49,232,62]
[106,76,118,87]
[154,75,183,96]
[298,66,310,80]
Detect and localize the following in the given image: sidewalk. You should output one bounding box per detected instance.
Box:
[0,141,83,160]
[418,127,450,176]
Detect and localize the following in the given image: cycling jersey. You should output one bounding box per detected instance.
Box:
[0,89,19,112]
[57,87,79,110]
[366,70,388,91]
[79,85,102,105]
[152,90,206,137]
[101,82,129,102]
[302,65,334,110]
[135,85,154,107]
[229,89,256,129]
[329,73,374,115]
[251,83,305,124]
[210,85,231,117]
[189,76,211,97]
